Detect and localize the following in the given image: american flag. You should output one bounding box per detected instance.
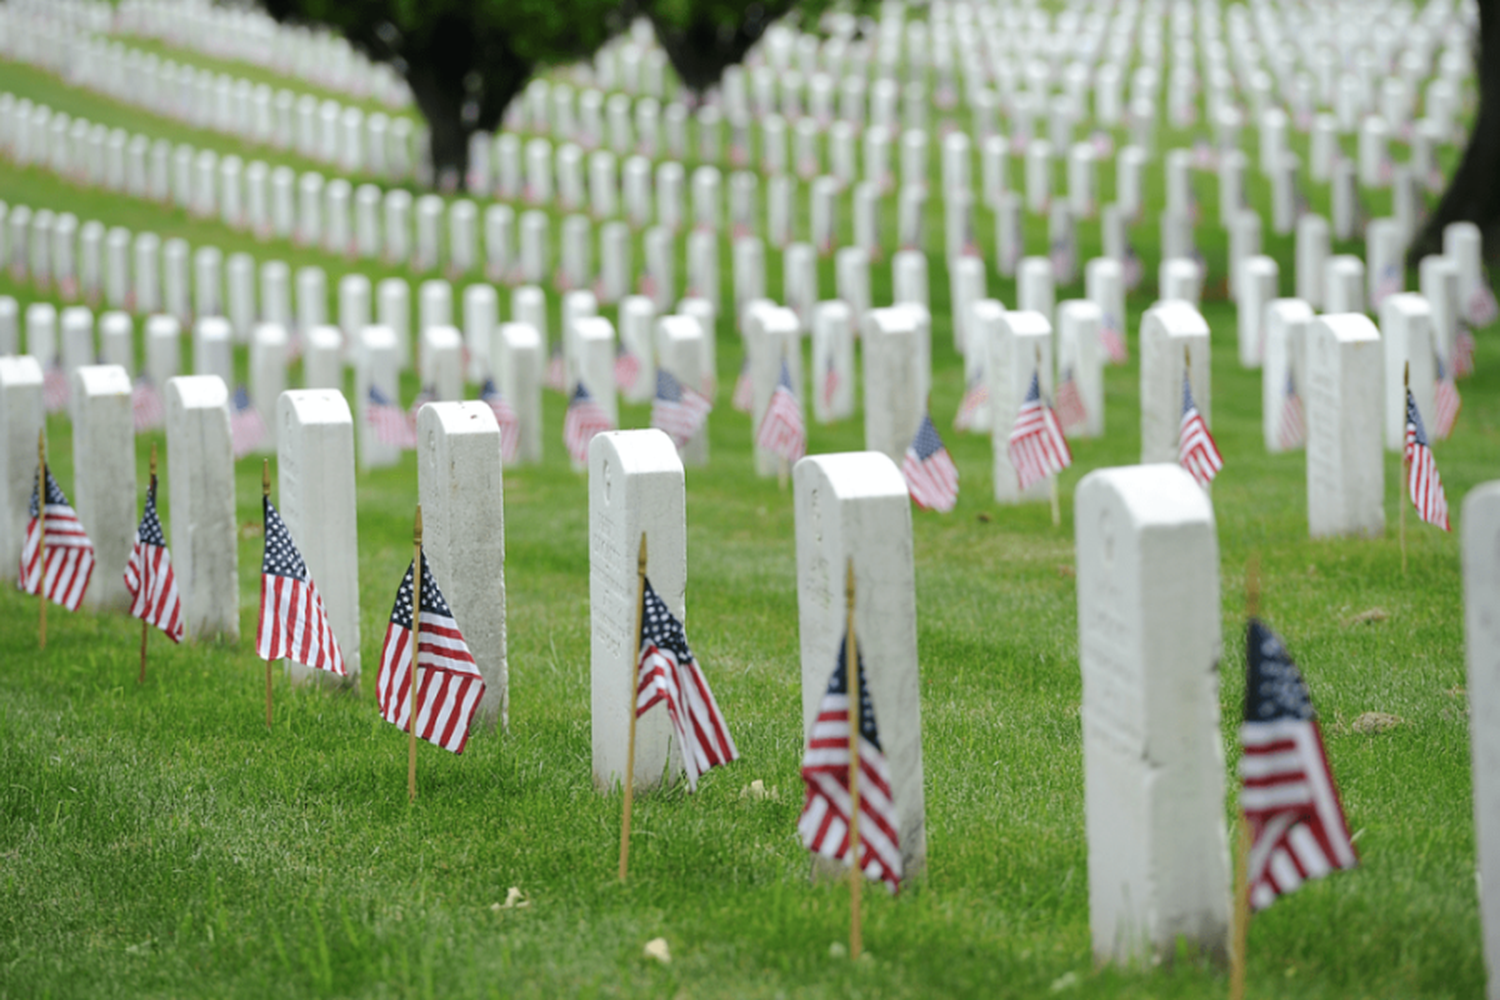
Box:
[1373,265,1402,308]
[1006,372,1072,491]
[755,360,806,465]
[1178,373,1223,487]
[18,465,95,612]
[231,385,268,459]
[43,366,69,413]
[123,476,183,642]
[1433,355,1461,440]
[564,382,614,465]
[650,368,712,448]
[1278,370,1306,450]
[1050,235,1076,284]
[132,376,165,432]
[1241,617,1357,912]
[1090,130,1114,158]
[821,354,841,412]
[546,343,568,392]
[1405,388,1450,531]
[1468,285,1499,328]
[636,577,739,790]
[256,496,346,676]
[953,372,989,432]
[479,380,521,463]
[799,634,903,893]
[901,413,959,512]
[1122,243,1144,290]
[367,386,416,449]
[614,344,642,392]
[1055,366,1088,433]
[408,385,436,431]
[1454,330,1476,380]
[377,553,485,754]
[1100,316,1128,364]
[731,358,754,413]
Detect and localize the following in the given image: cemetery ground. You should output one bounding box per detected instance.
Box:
[0,52,1491,1000]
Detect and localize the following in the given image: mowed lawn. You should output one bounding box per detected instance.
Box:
[0,40,1493,1000]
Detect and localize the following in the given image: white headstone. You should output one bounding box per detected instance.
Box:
[1262,299,1314,453]
[745,304,804,476]
[861,307,924,463]
[983,307,1054,503]
[1018,257,1055,320]
[495,322,543,465]
[1306,313,1385,538]
[618,296,657,403]
[1421,255,1462,367]
[657,315,712,465]
[1139,302,1211,464]
[420,326,464,400]
[193,317,233,386]
[1380,293,1436,452]
[1324,256,1367,315]
[1058,299,1105,438]
[304,326,344,390]
[165,375,238,641]
[1463,483,1500,1000]
[1295,215,1330,310]
[1237,256,1278,368]
[355,325,402,470]
[376,278,412,370]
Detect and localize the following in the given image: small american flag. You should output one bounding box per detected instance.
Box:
[821,354,841,412]
[731,358,754,412]
[614,344,642,392]
[1006,372,1072,491]
[367,386,416,449]
[546,344,568,392]
[231,385,268,459]
[1405,388,1450,531]
[636,577,739,790]
[1241,617,1357,912]
[1122,243,1144,290]
[123,476,183,643]
[755,360,806,465]
[1089,130,1114,159]
[1373,264,1402,308]
[256,496,346,676]
[1278,370,1306,450]
[377,554,485,754]
[650,368,712,448]
[479,380,521,463]
[1055,366,1088,433]
[1100,315,1128,364]
[43,366,69,413]
[1178,373,1223,487]
[799,634,903,893]
[564,382,614,465]
[132,376,165,432]
[1468,285,1499,328]
[953,372,989,432]
[1454,330,1476,380]
[1192,140,1218,171]
[901,413,959,512]
[19,465,95,612]
[1434,355,1461,440]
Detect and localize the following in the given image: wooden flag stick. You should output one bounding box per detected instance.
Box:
[139,443,157,685]
[619,531,648,882]
[778,455,789,492]
[1231,554,1259,1000]
[263,461,273,729]
[36,430,46,650]
[845,558,863,961]
[1400,361,1409,576]
[409,505,424,802]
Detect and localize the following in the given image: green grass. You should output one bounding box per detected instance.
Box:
[0,37,1492,1000]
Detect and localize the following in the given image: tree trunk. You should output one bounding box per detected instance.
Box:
[647,10,772,98]
[1409,0,1500,263]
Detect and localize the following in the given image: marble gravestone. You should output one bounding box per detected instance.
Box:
[0,357,44,583]
[1306,314,1385,539]
[1139,303,1211,465]
[1463,482,1500,1000]
[861,307,924,463]
[165,375,239,641]
[1262,299,1314,454]
[982,306,1054,504]
[1380,294,1436,452]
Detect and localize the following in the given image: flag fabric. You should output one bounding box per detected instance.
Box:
[256,496,346,675]
[376,553,485,754]
[650,368,712,448]
[1055,366,1088,432]
[1373,264,1402,308]
[42,366,69,413]
[1468,284,1499,328]
[1241,617,1357,912]
[18,466,95,612]
[480,379,521,463]
[1278,370,1307,450]
[546,344,568,392]
[614,344,642,392]
[1006,371,1073,491]
[1434,355,1461,440]
[1122,244,1144,290]
[408,385,436,430]
[901,413,960,512]
[231,384,268,459]
[1405,388,1450,531]
[366,386,416,449]
[1178,373,1224,487]
[953,372,989,432]
[635,578,739,791]
[123,477,183,643]
[564,382,614,465]
[798,634,903,893]
[132,376,165,432]
[1454,329,1476,379]
[1100,315,1128,364]
[755,360,807,465]
[731,358,754,412]
[1050,235,1076,283]
[821,354,841,412]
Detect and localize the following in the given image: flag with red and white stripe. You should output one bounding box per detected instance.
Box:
[18,465,95,612]
[636,577,738,790]
[256,496,346,676]
[1178,373,1224,487]
[1433,355,1461,441]
[377,554,485,754]
[1468,284,1499,328]
[366,386,417,449]
[755,360,807,465]
[132,376,165,432]
[650,368,712,448]
[480,379,521,463]
[1278,370,1306,450]
[731,358,754,413]
[123,476,182,643]
[231,384,268,459]
[614,344,642,393]
[1241,617,1357,912]
[1055,366,1088,434]
[1405,388,1450,531]
[1006,371,1072,491]
[564,382,615,465]
[953,372,989,432]
[1100,314,1128,364]
[42,366,69,413]
[799,634,903,893]
[901,413,959,512]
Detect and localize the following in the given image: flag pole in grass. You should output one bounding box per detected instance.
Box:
[619,531,647,882]
[845,558,863,961]
[1401,361,1409,575]
[409,505,423,802]
[36,429,46,649]
[1231,555,1260,1000]
[138,443,157,685]
[262,461,273,729]
[1038,347,1061,528]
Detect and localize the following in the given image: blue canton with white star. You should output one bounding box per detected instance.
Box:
[261,498,309,582]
